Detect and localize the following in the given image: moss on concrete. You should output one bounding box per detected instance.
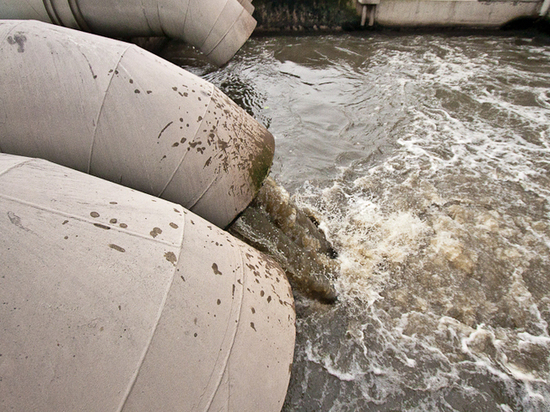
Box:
[249,140,275,193]
[252,0,360,32]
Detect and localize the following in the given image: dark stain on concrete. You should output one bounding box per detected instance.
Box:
[157,121,173,140]
[150,227,162,238]
[7,33,26,53]
[109,244,125,253]
[7,212,30,232]
[164,251,177,265]
[212,263,222,275]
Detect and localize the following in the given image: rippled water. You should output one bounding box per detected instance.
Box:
[162,30,550,411]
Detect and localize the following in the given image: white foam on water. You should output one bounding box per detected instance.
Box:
[289,34,550,411]
[151,32,550,412]
[195,32,550,411]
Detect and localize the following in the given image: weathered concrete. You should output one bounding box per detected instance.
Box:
[0,0,256,66]
[369,0,542,28]
[0,20,274,229]
[252,0,546,31]
[0,153,295,412]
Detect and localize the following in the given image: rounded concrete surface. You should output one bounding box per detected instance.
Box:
[0,154,295,411]
[0,20,274,228]
[0,0,257,66]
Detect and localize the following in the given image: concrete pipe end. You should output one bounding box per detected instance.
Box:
[0,153,295,412]
[0,20,273,229]
[204,8,258,67]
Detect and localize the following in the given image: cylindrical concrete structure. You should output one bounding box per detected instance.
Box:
[238,0,255,14]
[0,20,273,228]
[0,153,295,412]
[0,0,256,66]
[540,0,550,16]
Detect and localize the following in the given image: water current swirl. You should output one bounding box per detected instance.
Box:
[161,30,550,411]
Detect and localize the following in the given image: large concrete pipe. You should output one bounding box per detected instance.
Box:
[0,0,256,66]
[0,20,273,228]
[541,0,550,16]
[0,153,295,412]
[239,0,255,14]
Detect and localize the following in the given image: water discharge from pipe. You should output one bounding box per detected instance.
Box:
[229,177,339,303]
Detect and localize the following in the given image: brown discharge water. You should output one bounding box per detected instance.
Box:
[162,31,550,411]
[228,177,339,303]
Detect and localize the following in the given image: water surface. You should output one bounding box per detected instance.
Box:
[163,31,550,411]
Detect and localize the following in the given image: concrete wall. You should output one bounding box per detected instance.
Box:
[252,0,544,31]
[373,0,541,28]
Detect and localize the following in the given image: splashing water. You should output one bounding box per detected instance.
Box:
[228,177,339,303]
[164,32,550,411]
[286,33,550,411]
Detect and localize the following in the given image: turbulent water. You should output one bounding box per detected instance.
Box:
[162,30,550,411]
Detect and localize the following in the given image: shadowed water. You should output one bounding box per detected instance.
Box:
[162,30,550,411]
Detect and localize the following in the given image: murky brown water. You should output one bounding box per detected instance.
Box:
[162,30,550,411]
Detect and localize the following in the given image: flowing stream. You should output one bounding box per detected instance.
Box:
[161,30,550,411]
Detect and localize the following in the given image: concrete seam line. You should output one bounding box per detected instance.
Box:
[141,4,155,35]
[42,0,62,25]
[87,43,134,174]
[196,0,231,50]
[157,81,216,199]
[0,158,35,179]
[202,242,247,411]
[68,0,92,32]
[181,0,191,40]
[205,7,251,59]
[23,0,47,18]
[0,192,182,248]
[116,227,187,412]
[186,170,220,210]
[154,0,166,37]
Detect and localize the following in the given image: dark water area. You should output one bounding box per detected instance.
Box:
[161,30,550,411]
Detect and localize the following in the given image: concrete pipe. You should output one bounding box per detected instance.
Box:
[0,20,274,228]
[0,0,256,66]
[541,0,550,16]
[0,153,295,412]
[238,0,255,15]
